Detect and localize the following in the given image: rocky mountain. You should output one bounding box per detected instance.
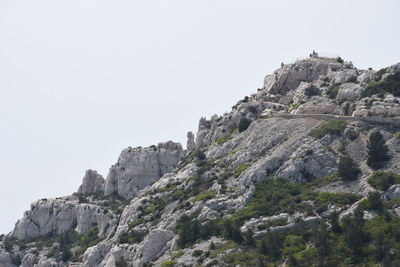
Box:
[2,54,400,267]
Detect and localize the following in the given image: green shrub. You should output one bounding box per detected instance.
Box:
[315,192,362,207]
[305,85,320,97]
[192,249,203,257]
[365,191,384,211]
[233,164,251,178]
[367,131,390,169]
[216,131,234,145]
[367,171,400,191]
[238,118,251,132]
[115,259,129,267]
[119,230,146,244]
[327,84,340,99]
[160,260,176,267]
[362,72,400,97]
[338,156,360,181]
[310,120,346,139]
[194,149,206,160]
[375,68,387,81]
[191,190,216,202]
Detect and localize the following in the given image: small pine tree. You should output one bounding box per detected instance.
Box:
[367,131,390,169]
[287,254,299,267]
[367,191,383,212]
[244,229,255,247]
[259,238,268,255]
[338,156,360,181]
[329,211,341,233]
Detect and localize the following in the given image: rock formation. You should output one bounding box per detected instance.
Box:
[2,55,400,267]
[104,141,184,199]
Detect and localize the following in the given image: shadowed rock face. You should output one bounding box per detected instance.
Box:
[104,141,184,199]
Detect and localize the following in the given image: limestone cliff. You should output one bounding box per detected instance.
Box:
[2,55,400,267]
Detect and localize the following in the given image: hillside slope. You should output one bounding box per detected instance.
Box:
[2,55,400,267]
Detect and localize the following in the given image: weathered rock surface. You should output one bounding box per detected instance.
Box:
[104,141,184,199]
[10,197,116,240]
[385,184,400,200]
[78,169,105,195]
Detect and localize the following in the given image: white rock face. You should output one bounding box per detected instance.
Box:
[11,197,116,240]
[133,229,174,265]
[76,204,116,236]
[336,83,363,101]
[263,58,348,95]
[104,141,184,199]
[78,169,105,195]
[83,243,112,267]
[384,184,400,200]
[11,198,78,240]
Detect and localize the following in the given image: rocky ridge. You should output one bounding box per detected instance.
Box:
[1,55,400,266]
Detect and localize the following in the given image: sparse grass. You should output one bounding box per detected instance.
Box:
[192,190,216,202]
[233,164,251,178]
[216,129,238,145]
[160,260,176,267]
[209,241,238,258]
[309,120,347,139]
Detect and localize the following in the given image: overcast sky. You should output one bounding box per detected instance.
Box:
[0,0,399,234]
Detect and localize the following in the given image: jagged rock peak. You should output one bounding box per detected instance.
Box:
[186,131,196,151]
[77,169,105,195]
[104,141,184,199]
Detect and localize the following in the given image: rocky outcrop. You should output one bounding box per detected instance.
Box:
[10,197,116,240]
[11,198,78,240]
[78,170,105,195]
[186,131,196,151]
[263,58,350,96]
[104,141,184,199]
[133,229,174,265]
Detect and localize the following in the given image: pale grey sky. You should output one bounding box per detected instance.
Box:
[0,0,399,234]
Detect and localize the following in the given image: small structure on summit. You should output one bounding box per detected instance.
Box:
[310,50,319,58]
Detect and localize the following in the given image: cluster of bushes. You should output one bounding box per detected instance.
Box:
[184,199,400,266]
[233,163,251,178]
[368,171,400,191]
[362,71,400,97]
[326,83,340,99]
[304,85,320,97]
[309,120,347,139]
[338,156,360,181]
[31,226,101,262]
[119,230,146,244]
[231,179,361,222]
